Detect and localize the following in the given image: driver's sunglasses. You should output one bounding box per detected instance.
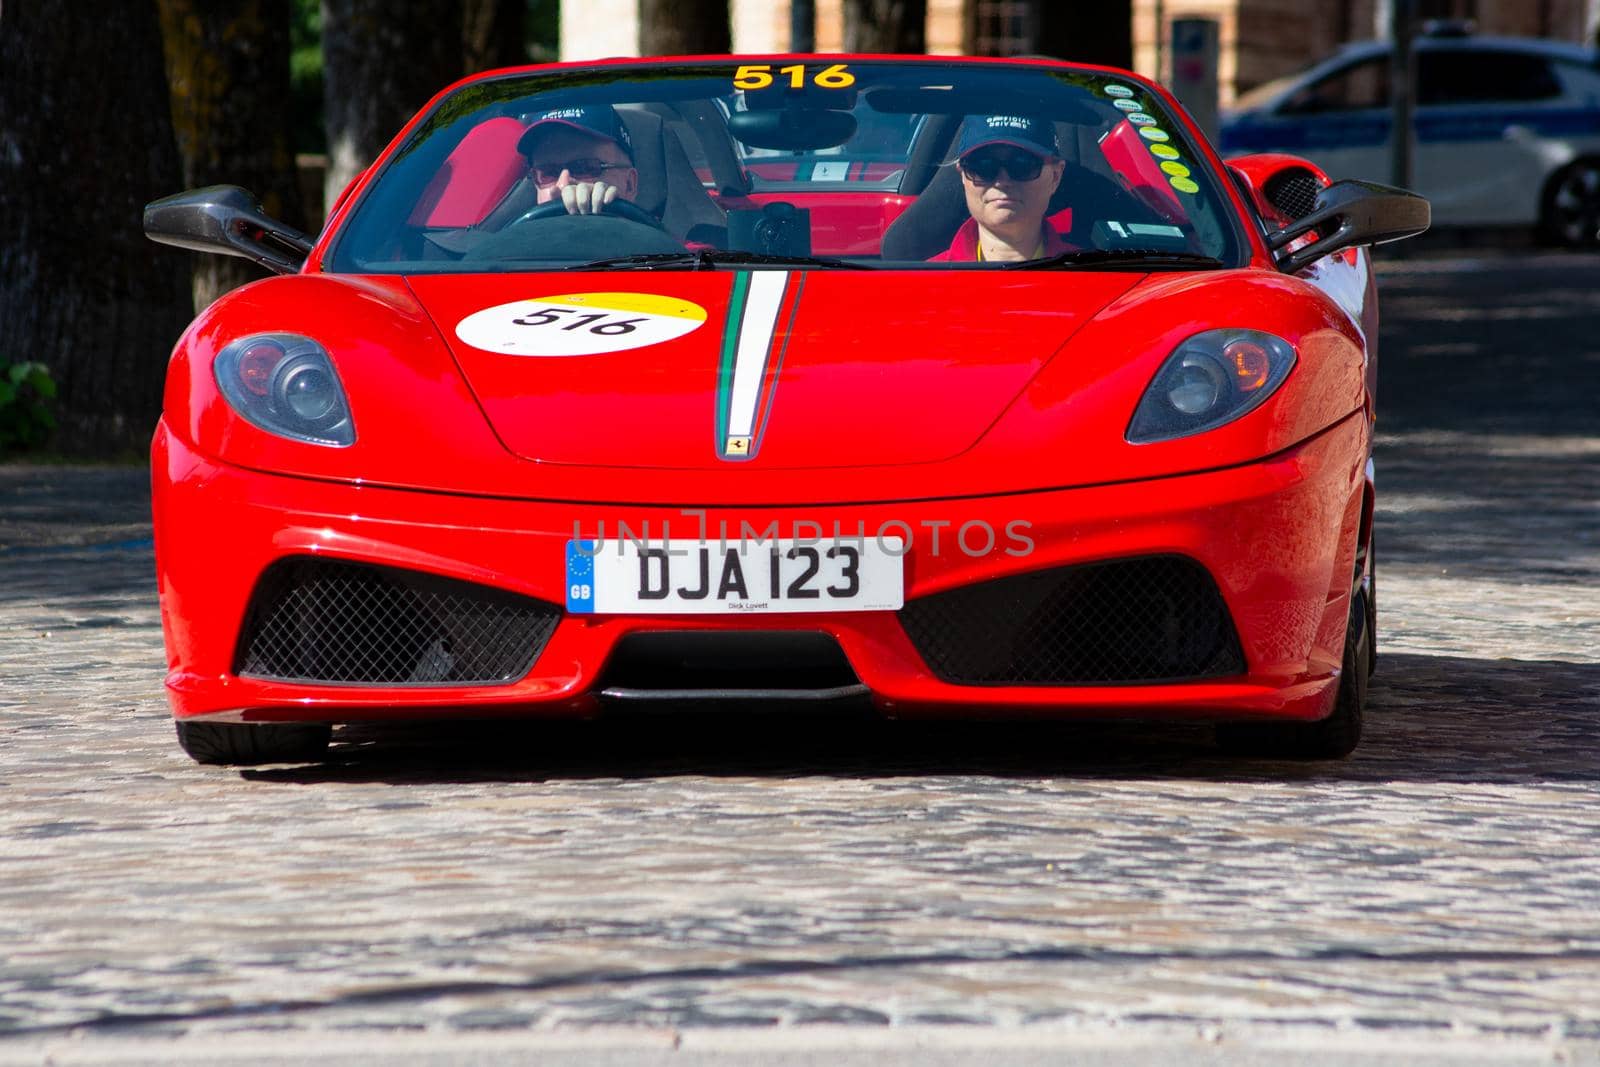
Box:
[959,150,1046,184]
[531,158,630,185]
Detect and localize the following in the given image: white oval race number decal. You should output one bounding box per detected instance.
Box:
[455,292,708,357]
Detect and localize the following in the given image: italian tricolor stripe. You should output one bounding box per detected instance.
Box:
[715,271,804,461]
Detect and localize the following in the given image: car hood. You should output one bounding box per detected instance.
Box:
[407,270,1142,470]
[178,269,1365,505]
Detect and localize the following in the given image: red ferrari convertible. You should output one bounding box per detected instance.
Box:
[144,55,1428,764]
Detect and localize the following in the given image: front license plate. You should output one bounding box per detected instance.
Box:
[565,538,904,614]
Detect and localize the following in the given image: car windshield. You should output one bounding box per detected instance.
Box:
[326,58,1246,273]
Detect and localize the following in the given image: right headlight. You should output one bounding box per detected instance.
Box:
[1126,329,1296,444]
[213,333,355,447]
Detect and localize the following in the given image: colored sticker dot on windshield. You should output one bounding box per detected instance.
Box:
[1160,160,1190,177]
[1149,143,1181,159]
[1127,112,1156,126]
[1169,176,1200,194]
[1138,126,1170,142]
[1105,84,1134,98]
[1113,98,1140,111]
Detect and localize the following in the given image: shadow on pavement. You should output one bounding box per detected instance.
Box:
[1376,255,1600,437]
[0,465,150,554]
[236,651,1600,787]
[1374,431,1599,587]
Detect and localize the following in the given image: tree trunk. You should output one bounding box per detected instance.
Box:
[158,0,306,312]
[842,0,926,54]
[638,0,730,55]
[321,0,463,208]
[1040,0,1132,67]
[962,0,1037,56]
[464,0,526,73]
[0,2,192,456]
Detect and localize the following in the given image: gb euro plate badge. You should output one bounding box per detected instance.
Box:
[456,293,708,356]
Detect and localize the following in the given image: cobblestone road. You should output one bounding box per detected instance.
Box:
[1,252,1598,1061]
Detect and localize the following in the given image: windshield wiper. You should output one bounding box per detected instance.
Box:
[561,251,703,270]
[1006,248,1227,271]
[569,249,867,271]
[700,249,869,270]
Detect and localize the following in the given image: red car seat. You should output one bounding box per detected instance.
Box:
[409,117,530,228]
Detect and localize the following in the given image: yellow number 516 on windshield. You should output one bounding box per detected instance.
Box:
[734,63,856,90]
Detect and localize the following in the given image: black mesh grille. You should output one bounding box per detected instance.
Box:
[1265,169,1322,221]
[898,556,1245,685]
[236,558,560,685]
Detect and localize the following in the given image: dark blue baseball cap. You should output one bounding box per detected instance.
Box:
[954,115,1059,160]
[518,105,635,161]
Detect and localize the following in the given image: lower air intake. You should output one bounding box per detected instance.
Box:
[898,555,1246,685]
[236,557,560,685]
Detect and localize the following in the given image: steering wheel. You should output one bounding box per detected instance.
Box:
[513,197,666,231]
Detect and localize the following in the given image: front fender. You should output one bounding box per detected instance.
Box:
[162,274,511,488]
[975,269,1369,482]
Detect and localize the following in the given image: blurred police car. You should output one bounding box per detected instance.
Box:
[1221,26,1600,247]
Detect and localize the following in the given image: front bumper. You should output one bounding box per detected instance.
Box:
[153,412,1366,724]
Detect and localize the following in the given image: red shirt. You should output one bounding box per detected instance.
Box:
[928,218,1075,262]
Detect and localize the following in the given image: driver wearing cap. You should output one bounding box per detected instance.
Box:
[930,115,1072,262]
[518,105,641,216]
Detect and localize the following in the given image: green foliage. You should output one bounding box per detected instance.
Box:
[527,0,560,62]
[290,0,325,153]
[0,362,59,454]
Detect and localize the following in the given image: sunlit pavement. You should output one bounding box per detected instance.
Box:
[1,249,1597,1064]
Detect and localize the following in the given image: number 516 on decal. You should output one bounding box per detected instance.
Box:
[734,63,855,90]
[512,306,641,335]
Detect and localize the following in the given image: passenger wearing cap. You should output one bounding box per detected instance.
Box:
[518,105,641,216]
[929,115,1072,262]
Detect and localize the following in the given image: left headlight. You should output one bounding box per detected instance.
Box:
[213,333,355,447]
[1126,329,1296,444]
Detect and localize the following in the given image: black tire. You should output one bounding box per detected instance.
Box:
[1539,158,1600,249]
[175,720,332,765]
[1215,585,1370,760]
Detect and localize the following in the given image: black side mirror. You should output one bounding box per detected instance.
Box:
[1267,179,1430,274]
[143,185,313,275]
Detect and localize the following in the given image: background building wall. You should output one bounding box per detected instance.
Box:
[564,0,1600,93]
[569,1,1056,59]
[1133,0,1365,104]
[1133,0,1598,104]
[928,0,965,52]
[731,0,782,51]
[560,0,639,58]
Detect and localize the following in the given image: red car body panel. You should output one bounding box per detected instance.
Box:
[406,269,1143,469]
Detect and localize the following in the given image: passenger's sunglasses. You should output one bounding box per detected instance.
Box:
[531,158,631,185]
[959,151,1046,184]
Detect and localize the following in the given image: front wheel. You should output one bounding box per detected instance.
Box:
[1215,585,1370,760]
[1540,158,1600,249]
[175,720,332,765]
